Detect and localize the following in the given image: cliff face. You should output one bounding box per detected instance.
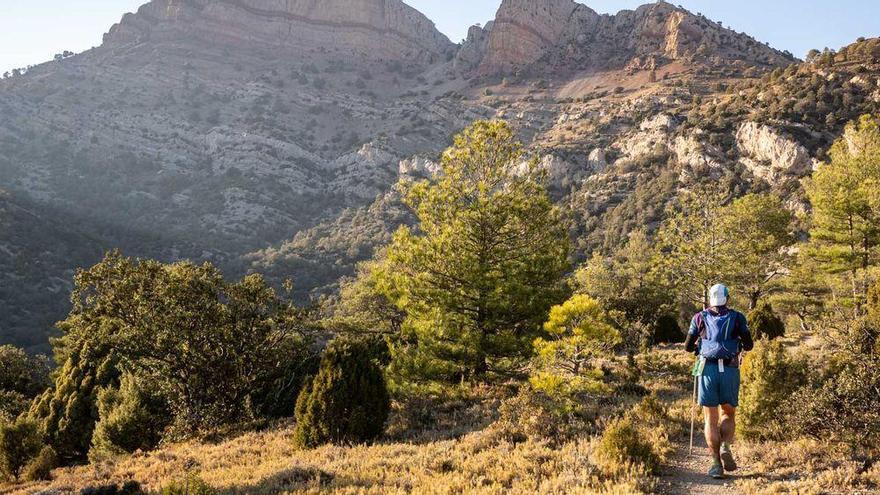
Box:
[479,0,588,73]
[476,0,794,74]
[104,0,455,63]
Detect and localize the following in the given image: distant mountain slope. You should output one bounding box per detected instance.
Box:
[0,191,105,353]
[0,0,876,349]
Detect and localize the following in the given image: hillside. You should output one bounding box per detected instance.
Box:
[0,0,877,349]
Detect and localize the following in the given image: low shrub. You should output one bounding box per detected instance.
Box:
[739,339,806,440]
[748,302,786,340]
[159,474,216,495]
[592,417,662,476]
[0,417,42,481]
[789,358,880,449]
[80,480,144,495]
[90,374,170,462]
[496,384,600,444]
[22,446,58,482]
[293,338,390,448]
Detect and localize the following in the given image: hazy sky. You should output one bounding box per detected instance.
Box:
[1,0,878,75]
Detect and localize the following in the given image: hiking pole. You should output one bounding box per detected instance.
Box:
[689,356,702,457]
[689,372,698,456]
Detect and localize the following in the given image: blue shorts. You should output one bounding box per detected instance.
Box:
[698,361,740,408]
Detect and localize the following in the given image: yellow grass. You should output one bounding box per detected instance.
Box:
[6,423,650,495]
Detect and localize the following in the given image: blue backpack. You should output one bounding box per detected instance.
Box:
[697,310,741,361]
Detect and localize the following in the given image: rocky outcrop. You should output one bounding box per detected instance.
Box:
[476,0,793,74]
[454,23,493,72]
[105,0,455,63]
[736,122,814,184]
[398,156,441,180]
[479,0,585,73]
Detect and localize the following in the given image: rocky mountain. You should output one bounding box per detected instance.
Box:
[466,0,794,74]
[104,0,455,64]
[1,0,878,350]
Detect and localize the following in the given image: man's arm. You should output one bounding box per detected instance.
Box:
[685,315,700,353]
[738,312,754,351]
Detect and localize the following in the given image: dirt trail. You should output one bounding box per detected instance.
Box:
[658,436,744,495]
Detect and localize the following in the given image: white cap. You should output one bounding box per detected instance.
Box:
[709,284,729,307]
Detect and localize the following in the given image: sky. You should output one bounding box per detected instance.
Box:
[1,0,878,75]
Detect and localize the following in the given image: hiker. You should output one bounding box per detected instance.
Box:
[684,283,754,480]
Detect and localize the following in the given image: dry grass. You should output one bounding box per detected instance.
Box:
[5,348,876,495]
[733,439,880,495]
[6,423,651,495]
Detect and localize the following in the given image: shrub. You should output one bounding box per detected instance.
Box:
[28,338,120,463]
[748,302,786,340]
[790,358,880,449]
[0,417,42,481]
[496,384,600,444]
[739,339,806,440]
[293,339,390,448]
[22,446,57,481]
[159,474,216,495]
[80,481,144,495]
[592,417,662,476]
[651,314,685,344]
[90,374,171,461]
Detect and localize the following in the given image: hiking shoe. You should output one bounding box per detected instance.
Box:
[708,462,725,479]
[720,443,738,472]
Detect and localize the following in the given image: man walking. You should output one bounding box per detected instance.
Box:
[684,284,754,479]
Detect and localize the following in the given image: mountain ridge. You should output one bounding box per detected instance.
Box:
[1,0,877,351]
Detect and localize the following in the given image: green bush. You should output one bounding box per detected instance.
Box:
[159,474,216,495]
[790,359,880,449]
[0,391,29,423]
[0,417,42,481]
[90,374,171,462]
[22,446,57,482]
[80,480,144,495]
[0,346,51,421]
[651,314,685,344]
[293,339,390,448]
[591,416,663,476]
[28,338,120,463]
[747,302,786,340]
[739,339,806,440]
[496,384,600,444]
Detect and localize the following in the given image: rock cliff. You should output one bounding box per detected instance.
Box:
[476,0,794,74]
[104,0,455,64]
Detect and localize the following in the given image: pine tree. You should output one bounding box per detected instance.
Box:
[805,115,880,316]
[293,339,390,448]
[382,120,571,381]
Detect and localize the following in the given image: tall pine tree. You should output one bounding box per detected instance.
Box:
[382,120,571,382]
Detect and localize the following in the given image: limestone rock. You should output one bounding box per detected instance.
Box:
[477,0,793,74]
[587,149,607,172]
[454,23,492,72]
[736,122,813,184]
[105,0,455,64]
[398,156,441,179]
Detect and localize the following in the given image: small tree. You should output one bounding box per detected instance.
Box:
[739,340,806,441]
[805,115,880,316]
[0,418,42,481]
[90,374,171,461]
[531,295,620,399]
[293,339,390,448]
[28,338,120,463]
[748,302,786,340]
